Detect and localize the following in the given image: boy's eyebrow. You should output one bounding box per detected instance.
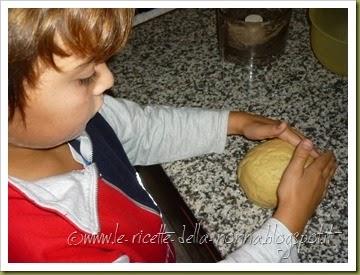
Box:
[71,57,95,71]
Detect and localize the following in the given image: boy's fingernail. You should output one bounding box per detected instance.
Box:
[302,139,313,150]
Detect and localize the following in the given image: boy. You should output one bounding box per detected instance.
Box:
[8,8,336,263]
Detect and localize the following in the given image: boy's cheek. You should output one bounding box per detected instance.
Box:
[95,95,105,112]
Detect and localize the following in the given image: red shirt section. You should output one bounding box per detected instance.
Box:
[8,178,175,263]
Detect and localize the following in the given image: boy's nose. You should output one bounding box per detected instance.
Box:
[92,63,114,96]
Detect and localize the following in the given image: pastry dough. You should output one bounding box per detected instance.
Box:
[237,138,313,208]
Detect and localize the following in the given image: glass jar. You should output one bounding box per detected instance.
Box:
[216,8,292,65]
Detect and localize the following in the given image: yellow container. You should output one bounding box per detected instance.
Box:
[309,8,348,76]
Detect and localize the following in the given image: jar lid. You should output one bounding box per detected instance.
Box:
[245,14,264,23]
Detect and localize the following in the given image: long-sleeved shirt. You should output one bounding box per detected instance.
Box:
[9,95,299,263]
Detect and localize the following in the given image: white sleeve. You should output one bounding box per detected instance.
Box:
[219,218,300,263]
[99,95,229,166]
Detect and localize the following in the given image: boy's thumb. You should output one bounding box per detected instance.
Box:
[287,139,313,173]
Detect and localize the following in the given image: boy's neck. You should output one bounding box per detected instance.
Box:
[8,143,84,181]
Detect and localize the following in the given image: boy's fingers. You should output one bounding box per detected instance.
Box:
[277,121,288,132]
[279,127,302,146]
[311,151,335,171]
[323,157,336,179]
[325,162,337,184]
[279,128,320,158]
[290,128,320,158]
[322,157,335,178]
[286,139,313,175]
[269,121,288,137]
[310,148,321,158]
[291,128,321,158]
[259,121,287,139]
[322,165,336,199]
[253,116,321,159]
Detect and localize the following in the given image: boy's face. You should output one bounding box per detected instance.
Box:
[9,54,114,149]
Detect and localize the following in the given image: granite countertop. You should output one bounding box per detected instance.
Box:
[109,9,348,263]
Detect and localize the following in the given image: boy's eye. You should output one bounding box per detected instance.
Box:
[78,73,96,86]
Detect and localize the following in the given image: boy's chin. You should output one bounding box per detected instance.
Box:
[9,132,84,150]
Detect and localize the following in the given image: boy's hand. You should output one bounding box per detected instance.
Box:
[228,112,336,235]
[227,111,319,158]
[273,139,337,235]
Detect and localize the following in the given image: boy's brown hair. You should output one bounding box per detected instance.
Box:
[9,8,134,122]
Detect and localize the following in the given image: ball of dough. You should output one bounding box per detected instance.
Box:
[237,139,313,209]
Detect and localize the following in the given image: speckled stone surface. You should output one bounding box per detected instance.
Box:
[109,9,348,263]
